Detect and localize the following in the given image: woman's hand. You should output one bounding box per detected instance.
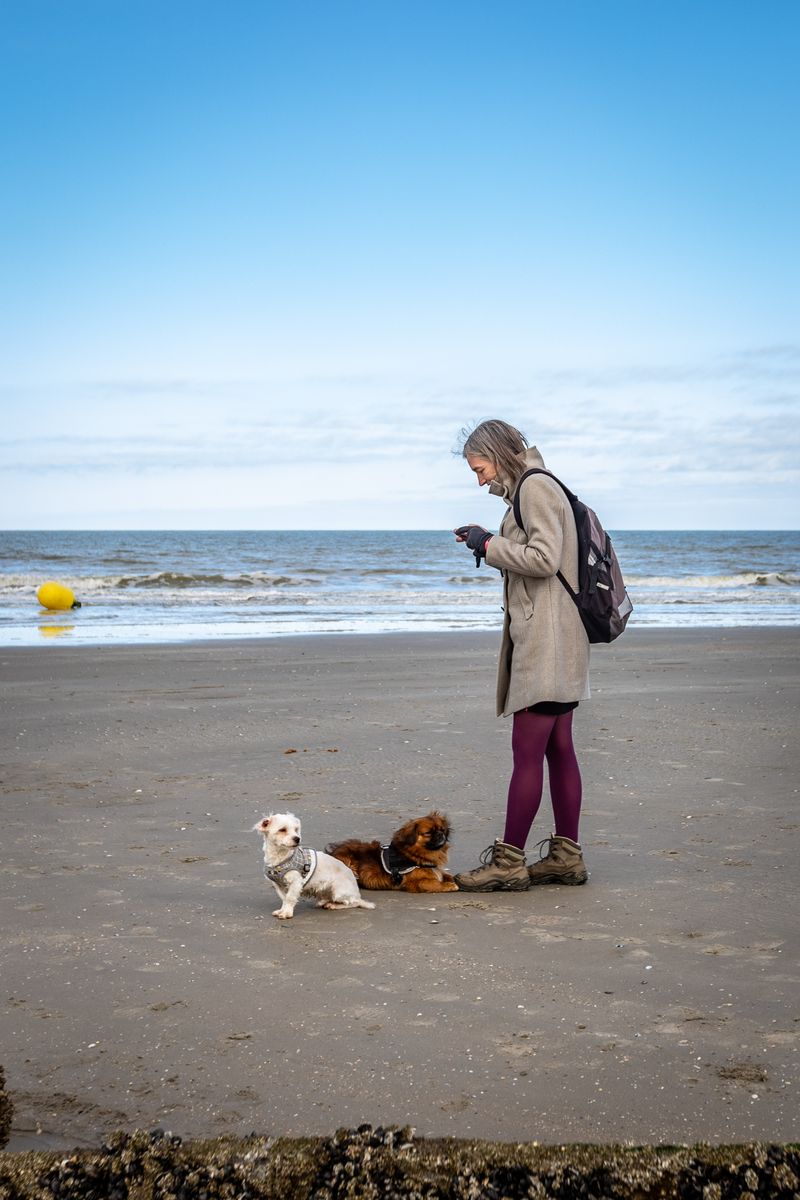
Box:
[454,524,493,566]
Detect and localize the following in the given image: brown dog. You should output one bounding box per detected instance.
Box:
[327,811,458,893]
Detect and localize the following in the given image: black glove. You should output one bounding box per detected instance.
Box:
[455,525,493,567]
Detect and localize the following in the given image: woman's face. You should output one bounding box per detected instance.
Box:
[466,454,497,487]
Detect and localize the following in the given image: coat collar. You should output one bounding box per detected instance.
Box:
[489,445,546,503]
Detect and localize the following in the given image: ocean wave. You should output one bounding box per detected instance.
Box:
[627,571,800,589]
[113,571,302,589]
[447,574,498,585]
[0,571,321,594]
[3,568,799,608]
[96,557,155,566]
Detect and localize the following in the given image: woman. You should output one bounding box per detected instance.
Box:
[453,419,590,891]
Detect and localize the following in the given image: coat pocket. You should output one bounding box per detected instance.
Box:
[512,575,535,621]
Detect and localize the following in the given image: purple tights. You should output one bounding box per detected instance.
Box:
[502,709,583,849]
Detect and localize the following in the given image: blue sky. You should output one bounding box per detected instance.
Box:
[1,0,798,529]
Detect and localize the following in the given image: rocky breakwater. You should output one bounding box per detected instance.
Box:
[0,1068,13,1150]
[0,1126,798,1199]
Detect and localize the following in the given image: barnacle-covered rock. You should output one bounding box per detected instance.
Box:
[0,1125,798,1199]
[0,1068,12,1150]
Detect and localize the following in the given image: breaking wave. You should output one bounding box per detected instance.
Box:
[627,571,799,589]
[1,528,798,643]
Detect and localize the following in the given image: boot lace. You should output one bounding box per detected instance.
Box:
[532,837,555,862]
[478,844,496,866]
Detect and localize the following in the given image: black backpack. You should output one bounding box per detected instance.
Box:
[512,468,633,643]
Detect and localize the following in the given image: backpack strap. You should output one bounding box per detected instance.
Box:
[512,468,577,531]
[512,468,579,599]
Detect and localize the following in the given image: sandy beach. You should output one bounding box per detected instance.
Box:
[1,628,798,1149]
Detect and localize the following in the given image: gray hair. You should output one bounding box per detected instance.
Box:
[458,419,528,483]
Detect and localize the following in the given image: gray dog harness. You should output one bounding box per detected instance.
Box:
[265,846,318,887]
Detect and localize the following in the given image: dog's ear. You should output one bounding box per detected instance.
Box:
[395,818,424,850]
[255,816,271,832]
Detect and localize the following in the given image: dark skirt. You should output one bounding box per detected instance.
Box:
[524,700,579,716]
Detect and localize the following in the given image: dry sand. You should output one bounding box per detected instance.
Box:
[1,629,798,1149]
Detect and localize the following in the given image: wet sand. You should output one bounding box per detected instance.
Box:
[1,629,798,1148]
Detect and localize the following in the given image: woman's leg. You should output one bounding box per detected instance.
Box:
[544,710,582,843]
[502,709,558,849]
[455,707,583,892]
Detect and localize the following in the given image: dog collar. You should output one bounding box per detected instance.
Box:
[265,846,318,885]
[380,844,432,885]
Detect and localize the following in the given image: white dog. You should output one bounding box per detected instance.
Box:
[254,812,376,920]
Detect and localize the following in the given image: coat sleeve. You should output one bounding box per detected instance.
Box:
[484,476,565,578]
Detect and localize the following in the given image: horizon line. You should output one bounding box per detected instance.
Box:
[2,527,798,536]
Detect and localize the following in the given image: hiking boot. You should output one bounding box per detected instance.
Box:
[454,840,530,892]
[527,835,588,885]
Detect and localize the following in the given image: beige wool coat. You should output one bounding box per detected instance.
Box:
[483,447,590,717]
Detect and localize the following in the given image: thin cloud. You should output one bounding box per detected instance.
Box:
[1,419,445,474]
[3,347,797,507]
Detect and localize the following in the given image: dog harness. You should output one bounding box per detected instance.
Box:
[380,844,434,885]
[264,846,318,887]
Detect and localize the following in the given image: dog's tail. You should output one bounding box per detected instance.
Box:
[324,896,376,911]
[326,838,381,863]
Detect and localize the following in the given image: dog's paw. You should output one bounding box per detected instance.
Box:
[273,908,293,919]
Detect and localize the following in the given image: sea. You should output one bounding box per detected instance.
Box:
[0,529,798,647]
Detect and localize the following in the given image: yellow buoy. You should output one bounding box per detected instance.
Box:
[37,581,81,611]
